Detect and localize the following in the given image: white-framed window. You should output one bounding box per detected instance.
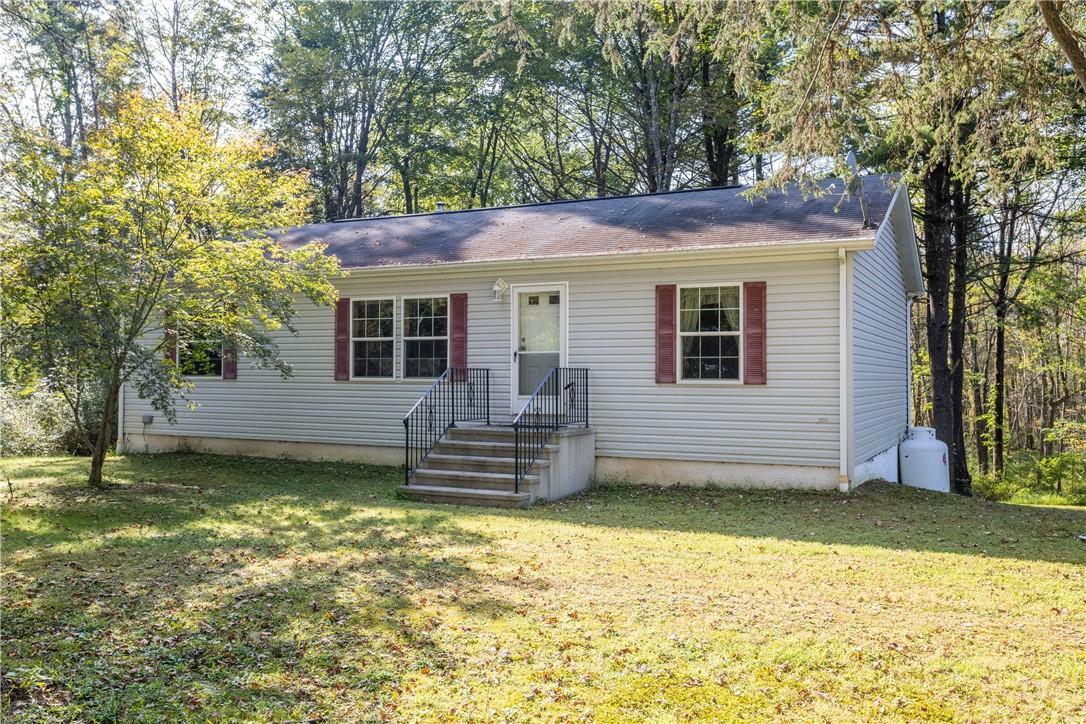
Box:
[402,295,449,379]
[351,298,395,378]
[679,285,742,381]
[176,335,224,378]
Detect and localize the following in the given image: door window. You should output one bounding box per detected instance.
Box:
[517,290,561,394]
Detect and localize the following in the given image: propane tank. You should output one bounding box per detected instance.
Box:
[899,427,950,493]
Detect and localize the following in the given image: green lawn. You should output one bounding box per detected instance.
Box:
[2,455,1084,722]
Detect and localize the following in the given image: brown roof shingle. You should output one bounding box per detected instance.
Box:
[274,175,897,269]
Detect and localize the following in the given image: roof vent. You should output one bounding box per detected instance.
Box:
[436,201,447,213]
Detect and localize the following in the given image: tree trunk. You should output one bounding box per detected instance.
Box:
[646,59,665,192]
[1038,0,1086,94]
[949,181,972,494]
[88,439,107,487]
[923,159,957,490]
[88,373,120,488]
[700,58,736,188]
[990,195,1016,476]
[993,304,1007,474]
[968,324,990,474]
[399,156,413,214]
[972,380,989,473]
[348,110,374,218]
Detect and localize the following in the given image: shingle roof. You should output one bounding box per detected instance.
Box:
[274,175,898,270]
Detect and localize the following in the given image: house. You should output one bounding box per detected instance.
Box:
[118,175,925,506]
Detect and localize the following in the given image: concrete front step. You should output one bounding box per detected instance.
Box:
[421,452,550,474]
[432,439,517,458]
[399,484,532,508]
[432,439,557,459]
[443,426,520,443]
[409,468,538,492]
[404,424,592,509]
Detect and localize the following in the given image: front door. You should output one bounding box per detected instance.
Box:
[511,284,565,411]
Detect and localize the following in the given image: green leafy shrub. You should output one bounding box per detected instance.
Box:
[1036,453,1086,497]
[0,381,112,457]
[973,451,1086,506]
[0,385,70,456]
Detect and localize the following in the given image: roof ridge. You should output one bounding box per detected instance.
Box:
[328,173,894,224]
[330,183,747,224]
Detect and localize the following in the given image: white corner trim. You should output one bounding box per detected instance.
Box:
[838,247,849,489]
[116,379,125,452]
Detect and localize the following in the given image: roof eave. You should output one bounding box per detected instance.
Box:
[334,235,877,274]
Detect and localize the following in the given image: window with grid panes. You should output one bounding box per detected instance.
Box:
[402,296,448,378]
[679,286,741,380]
[351,299,395,378]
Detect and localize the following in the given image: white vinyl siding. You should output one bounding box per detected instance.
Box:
[122,251,843,468]
[850,221,909,466]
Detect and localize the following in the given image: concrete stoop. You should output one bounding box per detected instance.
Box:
[399,424,595,508]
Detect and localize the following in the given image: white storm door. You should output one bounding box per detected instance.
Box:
[511,284,566,411]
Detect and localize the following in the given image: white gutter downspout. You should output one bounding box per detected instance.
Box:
[838,247,850,492]
[906,295,914,427]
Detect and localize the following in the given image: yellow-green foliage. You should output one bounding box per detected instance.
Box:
[1,95,340,482]
[2,455,1084,721]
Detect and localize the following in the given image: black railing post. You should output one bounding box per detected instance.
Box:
[584,369,589,428]
[403,368,493,486]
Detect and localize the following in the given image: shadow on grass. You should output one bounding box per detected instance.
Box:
[6,452,1084,566]
[520,479,1086,566]
[2,454,513,719]
[3,451,1085,717]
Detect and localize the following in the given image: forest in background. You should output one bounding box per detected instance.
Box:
[1,0,1084,502]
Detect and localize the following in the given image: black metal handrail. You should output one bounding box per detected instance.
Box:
[512,367,589,493]
[403,368,490,485]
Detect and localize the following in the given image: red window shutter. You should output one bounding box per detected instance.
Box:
[334,297,351,380]
[743,281,767,385]
[449,293,468,371]
[163,313,177,365]
[655,284,677,383]
[222,345,238,379]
